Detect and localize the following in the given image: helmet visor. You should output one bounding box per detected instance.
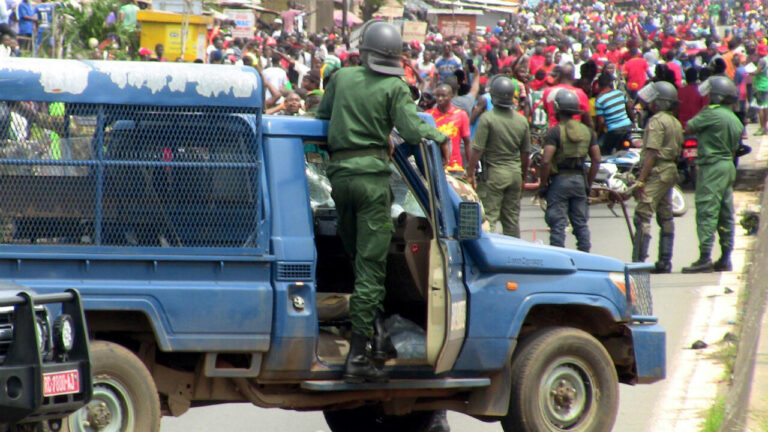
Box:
[637,83,659,103]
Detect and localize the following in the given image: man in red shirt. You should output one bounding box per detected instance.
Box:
[426,83,471,170]
[623,49,649,98]
[529,44,546,76]
[542,64,592,129]
[677,68,707,128]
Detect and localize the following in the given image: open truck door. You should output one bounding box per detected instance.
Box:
[394,139,468,374]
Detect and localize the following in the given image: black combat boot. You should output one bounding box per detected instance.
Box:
[371,315,397,364]
[651,233,674,274]
[682,255,714,273]
[343,332,388,383]
[714,249,732,272]
[632,230,651,263]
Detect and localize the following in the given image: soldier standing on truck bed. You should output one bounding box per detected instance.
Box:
[316,20,449,383]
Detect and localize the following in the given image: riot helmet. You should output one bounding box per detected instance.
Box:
[638,81,678,111]
[359,20,404,76]
[553,89,581,115]
[700,76,738,105]
[489,75,518,108]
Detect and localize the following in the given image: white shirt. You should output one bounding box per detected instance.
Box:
[262,67,288,100]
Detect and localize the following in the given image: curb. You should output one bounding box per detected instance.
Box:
[721,133,768,431]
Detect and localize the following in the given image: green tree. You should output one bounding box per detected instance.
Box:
[55,0,133,59]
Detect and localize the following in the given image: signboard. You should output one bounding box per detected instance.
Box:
[224,8,255,39]
[402,21,428,43]
[437,15,476,37]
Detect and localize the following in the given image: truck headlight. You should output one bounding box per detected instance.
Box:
[35,317,48,354]
[609,272,636,305]
[53,315,75,352]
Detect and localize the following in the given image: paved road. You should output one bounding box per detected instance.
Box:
[163,190,711,432]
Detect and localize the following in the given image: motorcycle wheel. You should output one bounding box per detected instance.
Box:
[671,185,687,217]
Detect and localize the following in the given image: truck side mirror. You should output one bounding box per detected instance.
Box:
[457,201,482,240]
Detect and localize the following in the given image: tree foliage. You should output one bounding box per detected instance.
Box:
[55,0,134,59]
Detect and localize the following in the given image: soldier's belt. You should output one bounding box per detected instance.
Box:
[330,148,389,162]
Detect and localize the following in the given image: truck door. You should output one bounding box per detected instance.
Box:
[394,140,467,374]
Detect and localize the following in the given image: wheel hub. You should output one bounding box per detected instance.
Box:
[86,402,112,430]
[539,360,592,429]
[551,379,578,410]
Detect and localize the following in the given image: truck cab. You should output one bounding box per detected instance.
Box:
[0,58,664,432]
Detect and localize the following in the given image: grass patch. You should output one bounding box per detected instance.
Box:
[701,396,725,432]
[710,341,739,382]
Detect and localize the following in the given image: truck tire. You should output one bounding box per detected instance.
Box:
[502,327,618,432]
[324,406,438,432]
[62,341,160,432]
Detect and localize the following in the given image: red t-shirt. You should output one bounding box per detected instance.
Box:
[529,54,546,75]
[677,84,707,128]
[426,105,470,167]
[607,49,623,66]
[623,57,649,91]
[542,84,590,127]
[666,61,683,88]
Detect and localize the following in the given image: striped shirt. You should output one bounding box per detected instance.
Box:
[595,89,632,131]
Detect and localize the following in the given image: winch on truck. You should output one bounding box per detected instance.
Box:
[0,58,664,432]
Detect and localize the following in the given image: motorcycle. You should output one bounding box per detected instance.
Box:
[678,135,698,188]
[590,148,687,217]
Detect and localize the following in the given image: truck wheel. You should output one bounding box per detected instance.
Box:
[502,327,618,432]
[324,406,438,432]
[62,341,160,432]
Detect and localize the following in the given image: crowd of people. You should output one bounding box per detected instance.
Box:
[0,1,765,427]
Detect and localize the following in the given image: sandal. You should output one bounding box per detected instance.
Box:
[755,130,766,136]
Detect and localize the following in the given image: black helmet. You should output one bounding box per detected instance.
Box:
[554,89,581,115]
[705,76,738,105]
[489,75,518,108]
[359,20,404,76]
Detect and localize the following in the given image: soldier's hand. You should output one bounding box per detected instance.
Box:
[466,173,476,189]
[632,183,645,200]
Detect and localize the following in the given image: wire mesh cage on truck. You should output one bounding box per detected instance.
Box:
[0,58,268,253]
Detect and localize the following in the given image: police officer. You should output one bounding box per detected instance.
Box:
[466,76,531,237]
[537,89,601,252]
[316,21,449,383]
[632,81,684,273]
[682,76,743,273]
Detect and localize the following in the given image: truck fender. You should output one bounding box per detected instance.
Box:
[82,297,171,350]
[505,293,623,340]
[464,294,623,416]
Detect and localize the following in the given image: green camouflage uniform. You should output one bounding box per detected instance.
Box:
[316,66,446,338]
[471,108,531,237]
[687,105,742,258]
[633,110,683,262]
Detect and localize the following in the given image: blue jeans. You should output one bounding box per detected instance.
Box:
[545,174,591,252]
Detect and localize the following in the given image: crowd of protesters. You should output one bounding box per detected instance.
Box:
[2,0,768,151]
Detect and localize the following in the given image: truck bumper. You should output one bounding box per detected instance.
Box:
[628,323,666,384]
[0,289,91,424]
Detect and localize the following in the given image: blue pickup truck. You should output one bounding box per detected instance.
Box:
[0,58,664,432]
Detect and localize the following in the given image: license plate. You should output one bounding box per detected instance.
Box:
[43,370,80,397]
[683,148,697,158]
